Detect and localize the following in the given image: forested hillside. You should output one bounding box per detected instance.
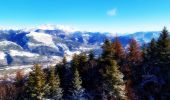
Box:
[0,27,170,100]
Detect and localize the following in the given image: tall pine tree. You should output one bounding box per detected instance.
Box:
[126,38,143,99]
[71,68,86,100]
[102,39,115,59]
[112,36,125,63]
[25,64,48,100]
[156,27,170,95]
[100,39,126,99]
[103,60,126,100]
[48,66,63,99]
[157,27,170,66]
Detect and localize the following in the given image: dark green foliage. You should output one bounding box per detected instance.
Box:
[157,27,170,65]
[71,54,80,71]
[72,68,83,92]
[141,27,170,99]
[89,50,95,60]
[62,56,67,65]
[102,39,115,59]
[70,68,86,99]
[48,66,63,99]
[99,39,126,99]
[147,38,157,62]
[102,59,126,99]
[25,64,48,100]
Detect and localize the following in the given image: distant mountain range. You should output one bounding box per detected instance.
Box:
[0,25,160,66]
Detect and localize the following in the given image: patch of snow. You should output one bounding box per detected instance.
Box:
[27,31,56,48]
[56,43,69,51]
[10,50,39,57]
[64,50,81,61]
[0,40,22,48]
[79,46,94,52]
[0,51,6,60]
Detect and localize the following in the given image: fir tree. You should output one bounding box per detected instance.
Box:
[112,36,125,63]
[156,27,170,94]
[148,38,157,62]
[48,66,63,100]
[100,39,127,99]
[57,57,72,98]
[157,27,170,66]
[25,64,48,100]
[126,38,143,99]
[103,60,126,100]
[15,70,24,86]
[62,56,67,65]
[89,50,95,60]
[127,38,142,65]
[71,68,86,100]
[77,53,87,74]
[102,39,115,59]
[71,54,79,71]
[144,38,157,74]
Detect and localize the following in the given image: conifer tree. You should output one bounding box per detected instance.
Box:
[78,53,87,74]
[15,69,24,86]
[127,38,142,65]
[144,38,157,71]
[71,54,79,71]
[25,64,48,100]
[148,38,157,61]
[57,56,72,98]
[141,43,150,74]
[48,66,63,100]
[156,27,170,94]
[71,68,86,100]
[103,60,126,100]
[112,36,125,63]
[126,38,143,99]
[62,56,67,65]
[127,38,143,73]
[157,27,170,66]
[100,39,127,99]
[89,50,95,60]
[102,39,114,59]
[78,53,87,66]
[127,38,143,78]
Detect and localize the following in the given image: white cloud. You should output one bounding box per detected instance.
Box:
[107,8,117,16]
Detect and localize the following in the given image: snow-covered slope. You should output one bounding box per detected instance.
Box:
[0,40,23,51]
[26,31,56,48]
[0,25,161,67]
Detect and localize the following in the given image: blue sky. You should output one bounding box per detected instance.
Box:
[0,0,170,33]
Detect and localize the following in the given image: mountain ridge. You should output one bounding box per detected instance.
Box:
[0,26,160,66]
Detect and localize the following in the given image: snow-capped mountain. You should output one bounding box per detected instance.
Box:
[0,25,160,66]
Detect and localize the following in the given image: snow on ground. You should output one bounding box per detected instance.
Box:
[0,40,22,49]
[0,40,16,46]
[64,50,81,61]
[0,65,33,80]
[0,51,6,60]
[56,43,69,51]
[26,31,56,48]
[10,50,39,57]
[79,46,95,52]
